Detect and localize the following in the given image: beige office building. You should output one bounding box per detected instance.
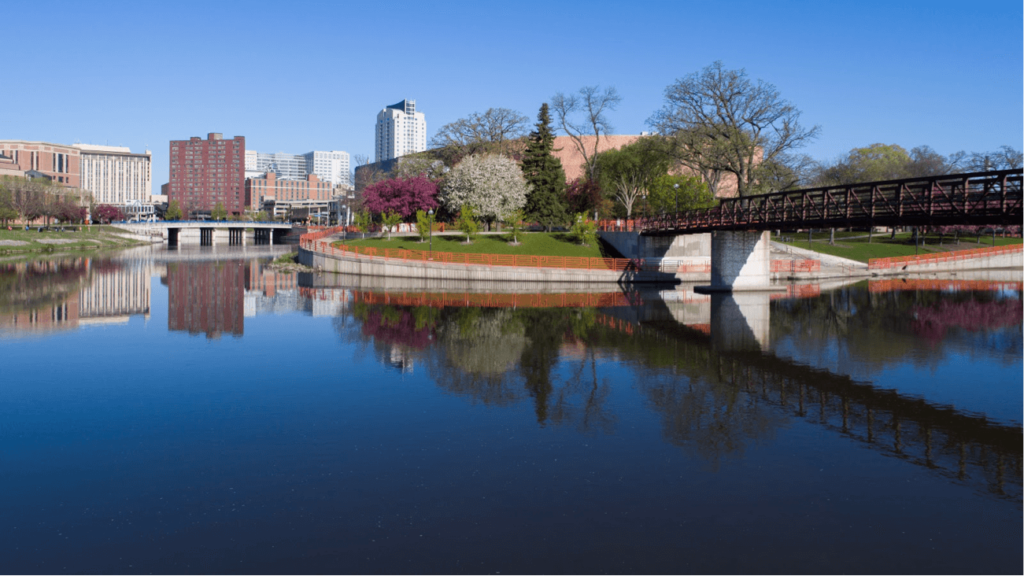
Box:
[75,144,152,205]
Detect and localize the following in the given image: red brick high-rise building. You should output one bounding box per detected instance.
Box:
[168,133,245,217]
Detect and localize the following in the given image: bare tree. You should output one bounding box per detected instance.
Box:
[948,145,1023,172]
[7,178,44,225]
[430,108,530,150]
[648,61,820,197]
[550,85,622,181]
[353,153,385,193]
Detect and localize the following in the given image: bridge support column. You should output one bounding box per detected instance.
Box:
[710,292,771,352]
[697,231,781,293]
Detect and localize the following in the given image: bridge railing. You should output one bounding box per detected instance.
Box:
[635,169,1022,234]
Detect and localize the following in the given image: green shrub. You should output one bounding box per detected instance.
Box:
[569,212,598,246]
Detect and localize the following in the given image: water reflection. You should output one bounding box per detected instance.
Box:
[0,257,146,335]
[1,253,1020,506]
[328,278,1022,504]
[0,247,301,339]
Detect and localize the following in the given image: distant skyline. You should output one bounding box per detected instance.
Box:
[4,0,1021,195]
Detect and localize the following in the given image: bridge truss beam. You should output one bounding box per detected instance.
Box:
[640,169,1023,236]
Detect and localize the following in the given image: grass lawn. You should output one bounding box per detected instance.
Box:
[336,232,606,259]
[0,225,146,253]
[785,231,1022,262]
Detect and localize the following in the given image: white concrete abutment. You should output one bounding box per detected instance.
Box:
[697,230,783,293]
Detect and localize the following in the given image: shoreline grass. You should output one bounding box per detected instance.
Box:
[0,225,147,255]
[335,232,606,259]
[782,231,1022,262]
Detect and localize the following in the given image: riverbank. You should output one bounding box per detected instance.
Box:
[0,226,152,255]
[781,231,1023,262]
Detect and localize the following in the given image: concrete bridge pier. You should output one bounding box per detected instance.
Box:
[697,231,783,293]
[254,229,276,246]
[709,292,771,352]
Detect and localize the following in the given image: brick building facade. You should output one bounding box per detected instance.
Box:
[244,171,334,209]
[168,133,245,217]
[0,140,81,187]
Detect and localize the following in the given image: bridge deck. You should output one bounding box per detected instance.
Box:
[639,169,1022,236]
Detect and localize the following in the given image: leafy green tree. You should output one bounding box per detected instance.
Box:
[457,205,479,243]
[211,202,228,221]
[520,103,568,231]
[165,200,183,220]
[415,209,432,242]
[595,138,671,218]
[381,210,402,240]
[0,186,18,225]
[353,210,372,232]
[647,174,716,214]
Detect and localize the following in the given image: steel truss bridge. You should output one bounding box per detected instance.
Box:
[640,169,1023,236]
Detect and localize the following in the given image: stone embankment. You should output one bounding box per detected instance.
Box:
[300,227,1021,284]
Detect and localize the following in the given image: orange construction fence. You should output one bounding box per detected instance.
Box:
[868,279,1024,293]
[771,259,821,273]
[868,243,1022,270]
[351,290,633,309]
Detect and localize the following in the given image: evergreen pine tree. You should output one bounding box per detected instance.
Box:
[520,103,568,232]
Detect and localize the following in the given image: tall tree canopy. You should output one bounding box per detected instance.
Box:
[520,103,568,231]
[648,61,820,197]
[430,108,530,151]
[810,143,1022,186]
[594,138,671,218]
[440,154,530,228]
[646,174,716,215]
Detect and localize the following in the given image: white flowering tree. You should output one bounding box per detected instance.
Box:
[440,154,531,230]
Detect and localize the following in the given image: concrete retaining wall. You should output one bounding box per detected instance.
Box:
[871,250,1022,275]
[300,246,679,284]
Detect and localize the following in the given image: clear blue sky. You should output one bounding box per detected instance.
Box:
[4,0,1021,194]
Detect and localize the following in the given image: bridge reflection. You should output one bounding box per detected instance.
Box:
[326,276,1021,504]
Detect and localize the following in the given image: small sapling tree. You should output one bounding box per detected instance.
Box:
[381,210,402,240]
[457,205,479,243]
[415,210,432,243]
[504,209,525,245]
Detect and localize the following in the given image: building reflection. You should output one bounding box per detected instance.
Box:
[167,260,246,338]
[0,257,150,335]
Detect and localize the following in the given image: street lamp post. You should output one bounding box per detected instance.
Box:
[427,208,434,259]
[674,183,680,215]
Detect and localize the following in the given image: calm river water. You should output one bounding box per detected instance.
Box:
[1,247,1021,574]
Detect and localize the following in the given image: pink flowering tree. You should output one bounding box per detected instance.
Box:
[92,204,124,224]
[363,175,438,219]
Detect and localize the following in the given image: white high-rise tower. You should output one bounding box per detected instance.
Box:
[375,99,426,163]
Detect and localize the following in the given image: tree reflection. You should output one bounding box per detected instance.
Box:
[330,286,1021,501]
